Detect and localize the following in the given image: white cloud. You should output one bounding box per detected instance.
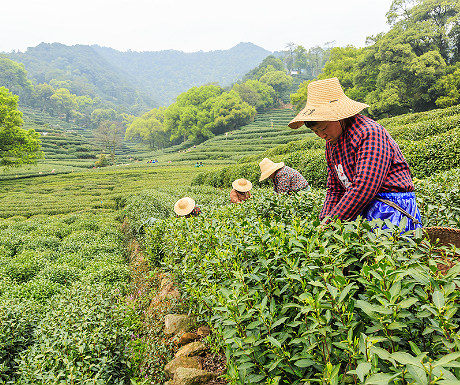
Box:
[0,0,394,53]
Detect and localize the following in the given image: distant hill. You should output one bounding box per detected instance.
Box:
[93,42,272,106]
[4,42,272,109]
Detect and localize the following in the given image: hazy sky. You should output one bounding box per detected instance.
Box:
[1,0,394,53]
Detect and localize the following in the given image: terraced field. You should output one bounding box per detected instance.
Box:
[154,108,315,164]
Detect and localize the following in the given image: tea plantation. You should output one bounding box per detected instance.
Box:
[149,108,315,164]
[2,103,460,384]
[191,105,460,190]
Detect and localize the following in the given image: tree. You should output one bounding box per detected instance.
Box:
[293,45,308,73]
[32,83,55,113]
[90,108,117,129]
[434,62,460,107]
[50,88,77,122]
[0,87,43,167]
[259,70,293,100]
[284,42,296,73]
[243,56,285,81]
[125,107,168,149]
[204,91,256,137]
[164,85,223,144]
[0,58,34,104]
[93,120,124,163]
[232,80,276,111]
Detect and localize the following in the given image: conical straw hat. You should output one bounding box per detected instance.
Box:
[174,197,195,216]
[259,158,284,182]
[288,77,369,129]
[232,178,252,192]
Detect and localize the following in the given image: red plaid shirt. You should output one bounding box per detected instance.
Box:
[273,166,309,194]
[320,115,414,221]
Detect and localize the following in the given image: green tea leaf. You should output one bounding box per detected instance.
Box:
[433,291,445,311]
[356,362,371,382]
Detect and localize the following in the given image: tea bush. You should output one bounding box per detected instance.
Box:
[16,284,132,385]
[0,299,41,383]
[415,168,460,227]
[123,185,230,235]
[0,211,138,383]
[399,127,460,178]
[144,188,460,384]
[192,149,327,189]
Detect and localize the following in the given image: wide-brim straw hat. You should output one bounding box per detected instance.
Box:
[288,77,369,129]
[232,178,252,192]
[174,197,195,216]
[259,158,284,182]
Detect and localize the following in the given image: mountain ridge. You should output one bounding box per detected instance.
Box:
[4,42,273,109]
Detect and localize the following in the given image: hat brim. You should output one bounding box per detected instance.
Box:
[259,162,284,182]
[174,197,195,216]
[232,179,252,192]
[288,98,369,129]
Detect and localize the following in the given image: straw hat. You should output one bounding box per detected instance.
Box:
[288,77,369,129]
[259,158,285,182]
[232,178,252,192]
[174,197,195,216]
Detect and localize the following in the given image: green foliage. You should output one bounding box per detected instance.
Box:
[232,80,277,111]
[399,126,460,178]
[415,168,460,227]
[192,148,327,190]
[0,58,34,103]
[0,87,44,167]
[143,188,460,384]
[435,62,460,108]
[0,211,138,382]
[291,0,460,118]
[163,84,256,145]
[259,71,293,99]
[125,107,168,149]
[243,56,286,81]
[17,284,132,385]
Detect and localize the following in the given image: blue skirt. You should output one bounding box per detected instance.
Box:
[361,192,423,232]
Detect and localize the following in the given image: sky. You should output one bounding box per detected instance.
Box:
[1,0,395,54]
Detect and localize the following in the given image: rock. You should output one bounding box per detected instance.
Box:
[159,281,181,301]
[175,341,207,358]
[164,356,201,379]
[176,332,198,346]
[164,314,196,336]
[196,326,212,337]
[173,367,215,385]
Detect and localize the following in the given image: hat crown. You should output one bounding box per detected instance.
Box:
[178,199,188,209]
[259,158,275,169]
[307,77,346,104]
[238,179,247,186]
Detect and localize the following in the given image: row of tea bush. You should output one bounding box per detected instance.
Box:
[133,167,460,384]
[191,105,460,189]
[0,211,141,384]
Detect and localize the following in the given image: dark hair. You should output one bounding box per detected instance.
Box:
[304,117,355,130]
[304,121,318,128]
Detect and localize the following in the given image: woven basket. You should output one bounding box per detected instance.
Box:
[423,226,460,248]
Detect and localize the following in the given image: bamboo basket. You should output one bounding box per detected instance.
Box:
[423,226,460,249]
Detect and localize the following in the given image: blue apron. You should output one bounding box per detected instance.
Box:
[361,192,423,232]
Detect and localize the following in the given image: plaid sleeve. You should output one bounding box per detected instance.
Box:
[327,127,392,220]
[320,153,345,220]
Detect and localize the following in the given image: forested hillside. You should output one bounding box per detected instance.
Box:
[291,0,460,118]
[93,42,272,106]
[3,42,272,108]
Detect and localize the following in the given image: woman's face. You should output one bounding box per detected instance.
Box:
[310,121,343,144]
